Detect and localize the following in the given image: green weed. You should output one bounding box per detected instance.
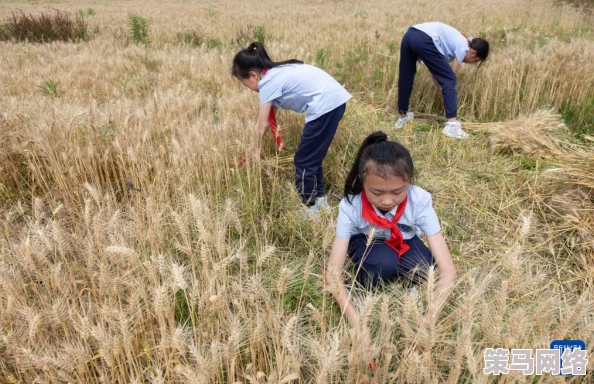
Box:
[177,30,203,46]
[315,48,328,66]
[38,79,60,97]
[385,41,397,55]
[561,96,594,136]
[206,37,222,48]
[128,13,150,45]
[255,24,265,44]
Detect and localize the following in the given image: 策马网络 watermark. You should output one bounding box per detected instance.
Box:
[483,340,587,376]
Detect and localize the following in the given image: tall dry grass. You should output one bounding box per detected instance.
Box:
[1,0,593,382]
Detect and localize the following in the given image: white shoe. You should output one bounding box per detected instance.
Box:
[395,112,414,129]
[297,204,320,220]
[442,121,469,139]
[314,196,330,210]
[297,197,329,220]
[408,285,423,309]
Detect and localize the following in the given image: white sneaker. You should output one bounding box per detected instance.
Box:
[296,196,329,220]
[314,196,330,210]
[395,112,414,129]
[408,285,423,309]
[442,121,469,139]
[297,204,320,220]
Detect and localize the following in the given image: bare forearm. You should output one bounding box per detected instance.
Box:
[252,102,272,152]
[451,59,461,75]
[255,121,266,138]
[433,270,456,317]
[327,274,360,327]
[327,238,360,327]
[337,286,360,326]
[251,121,266,150]
[426,233,457,318]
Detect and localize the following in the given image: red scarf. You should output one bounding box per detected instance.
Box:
[261,69,287,151]
[361,190,410,258]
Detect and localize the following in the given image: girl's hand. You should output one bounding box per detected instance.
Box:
[451,58,461,75]
[351,323,374,365]
[360,326,374,364]
[246,102,272,160]
[249,138,262,159]
[237,150,262,166]
[426,232,457,315]
[326,237,376,363]
[255,102,273,135]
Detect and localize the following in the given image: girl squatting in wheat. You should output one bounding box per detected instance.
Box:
[326,131,457,351]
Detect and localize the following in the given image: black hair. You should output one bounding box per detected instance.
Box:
[231,41,303,79]
[470,38,489,61]
[344,131,415,203]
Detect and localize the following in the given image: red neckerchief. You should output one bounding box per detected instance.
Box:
[261,69,287,151]
[361,190,410,258]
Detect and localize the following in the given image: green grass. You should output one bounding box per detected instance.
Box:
[561,96,594,136]
[128,13,150,45]
[316,48,328,66]
[177,30,202,46]
[38,79,60,97]
[207,37,222,48]
[255,24,265,44]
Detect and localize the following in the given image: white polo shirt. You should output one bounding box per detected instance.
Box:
[335,185,441,240]
[412,22,469,63]
[258,64,352,123]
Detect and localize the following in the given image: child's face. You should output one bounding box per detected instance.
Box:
[463,49,481,64]
[239,71,261,92]
[363,173,409,212]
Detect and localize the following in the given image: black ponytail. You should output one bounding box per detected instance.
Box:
[344,131,415,204]
[231,41,304,79]
[470,38,489,61]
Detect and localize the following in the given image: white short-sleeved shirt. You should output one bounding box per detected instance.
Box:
[258,64,352,123]
[335,185,441,240]
[412,22,469,63]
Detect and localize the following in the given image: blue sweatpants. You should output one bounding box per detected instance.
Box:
[398,27,458,119]
[348,234,435,289]
[295,103,346,205]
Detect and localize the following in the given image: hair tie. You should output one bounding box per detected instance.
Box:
[369,131,387,144]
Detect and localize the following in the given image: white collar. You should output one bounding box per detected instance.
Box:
[372,204,397,218]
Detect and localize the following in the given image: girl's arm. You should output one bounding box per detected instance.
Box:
[326,236,374,360]
[426,232,457,319]
[451,58,461,75]
[326,237,360,327]
[252,102,273,155]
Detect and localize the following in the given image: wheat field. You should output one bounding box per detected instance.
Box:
[0,0,593,383]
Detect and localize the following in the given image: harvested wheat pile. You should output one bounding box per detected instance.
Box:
[465,109,568,157]
[546,136,594,189]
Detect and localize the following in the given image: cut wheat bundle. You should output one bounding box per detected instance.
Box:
[464,109,568,157]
